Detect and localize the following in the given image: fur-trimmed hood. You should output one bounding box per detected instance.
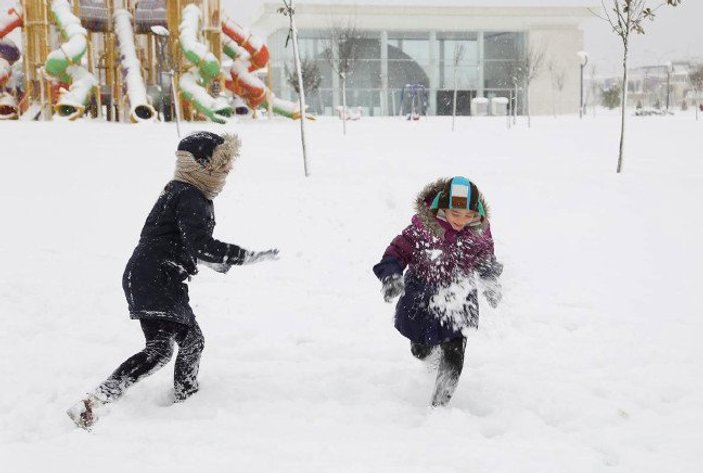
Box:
[414,177,491,238]
[206,133,241,173]
[173,133,242,200]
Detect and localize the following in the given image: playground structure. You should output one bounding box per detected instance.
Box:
[0,0,303,122]
[398,83,429,120]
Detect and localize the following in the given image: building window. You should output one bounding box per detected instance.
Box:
[272,29,526,115]
[483,31,525,112]
[484,32,521,60]
[439,35,479,90]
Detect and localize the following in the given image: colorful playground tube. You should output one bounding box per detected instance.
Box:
[0,4,23,120]
[222,35,246,62]
[0,92,17,119]
[0,52,17,119]
[46,0,97,119]
[179,72,232,124]
[0,57,10,86]
[113,9,156,122]
[0,3,22,39]
[221,19,269,71]
[222,17,303,119]
[178,4,232,123]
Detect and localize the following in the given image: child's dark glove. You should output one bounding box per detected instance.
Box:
[482,280,503,308]
[382,274,405,303]
[242,248,280,265]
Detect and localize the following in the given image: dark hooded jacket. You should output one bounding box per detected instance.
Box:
[122,180,246,326]
[373,178,502,345]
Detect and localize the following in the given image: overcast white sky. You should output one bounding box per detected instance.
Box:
[581,1,703,74]
[1,0,701,75]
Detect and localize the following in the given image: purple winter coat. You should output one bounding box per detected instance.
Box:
[373,179,502,346]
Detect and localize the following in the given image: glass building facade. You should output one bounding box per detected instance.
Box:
[269,30,526,116]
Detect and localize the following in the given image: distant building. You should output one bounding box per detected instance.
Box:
[627,61,700,110]
[250,0,594,116]
[591,60,703,111]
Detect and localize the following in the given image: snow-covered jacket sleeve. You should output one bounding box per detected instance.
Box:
[372,225,417,282]
[473,223,503,280]
[175,190,247,267]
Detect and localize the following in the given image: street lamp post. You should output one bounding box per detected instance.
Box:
[577,51,589,119]
[152,29,167,121]
[151,25,181,137]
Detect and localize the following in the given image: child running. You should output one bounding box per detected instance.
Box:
[67,131,279,429]
[373,176,503,407]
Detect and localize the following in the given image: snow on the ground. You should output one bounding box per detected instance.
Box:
[0,112,701,473]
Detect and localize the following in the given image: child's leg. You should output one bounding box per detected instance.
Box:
[430,337,467,407]
[173,321,205,402]
[94,319,179,402]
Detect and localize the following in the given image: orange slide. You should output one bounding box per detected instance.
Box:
[222,18,304,119]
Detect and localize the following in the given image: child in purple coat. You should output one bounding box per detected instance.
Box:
[373,176,503,406]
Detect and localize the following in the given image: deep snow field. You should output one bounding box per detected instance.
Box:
[1,112,702,472]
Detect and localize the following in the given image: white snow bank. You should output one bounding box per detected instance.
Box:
[0,112,701,473]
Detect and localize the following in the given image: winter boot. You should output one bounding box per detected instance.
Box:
[429,338,466,407]
[430,365,461,407]
[173,383,199,403]
[66,395,106,430]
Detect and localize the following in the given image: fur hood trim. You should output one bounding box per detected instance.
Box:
[208,133,241,173]
[414,177,491,238]
[175,133,242,173]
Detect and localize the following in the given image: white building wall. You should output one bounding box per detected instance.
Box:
[528,27,584,115]
[252,3,592,116]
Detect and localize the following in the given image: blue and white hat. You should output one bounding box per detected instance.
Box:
[430,176,485,217]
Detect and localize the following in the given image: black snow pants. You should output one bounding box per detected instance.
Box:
[96,319,204,403]
[411,337,467,407]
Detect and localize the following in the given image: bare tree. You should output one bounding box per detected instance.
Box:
[322,23,365,135]
[451,43,466,132]
[285,58,322,113]
[590,64,599,117]
[688,65,703,121]
[548,59,566,117]
[509,43,546,127]
[285,57,322,95]
[507,62,522,126]
[279,0,310,177]
[591,0,683,173]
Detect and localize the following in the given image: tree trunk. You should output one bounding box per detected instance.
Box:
[616,39,628,174]
[526,82,531,128]
[341,76,347,136]
[552,84,556,118]
[452,70,458,131]
[507,90,512,129]
[513,84,518,125]
[289,1,310,177]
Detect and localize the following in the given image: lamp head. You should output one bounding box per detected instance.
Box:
[577,51,589,67]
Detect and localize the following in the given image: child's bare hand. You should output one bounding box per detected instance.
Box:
[382,274,405,302]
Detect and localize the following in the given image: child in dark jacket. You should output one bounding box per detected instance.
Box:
[67,131,279,429]
[373,176,503,407]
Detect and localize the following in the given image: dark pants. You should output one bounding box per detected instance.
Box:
[411,337,467,407]
[96,319,204,403]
